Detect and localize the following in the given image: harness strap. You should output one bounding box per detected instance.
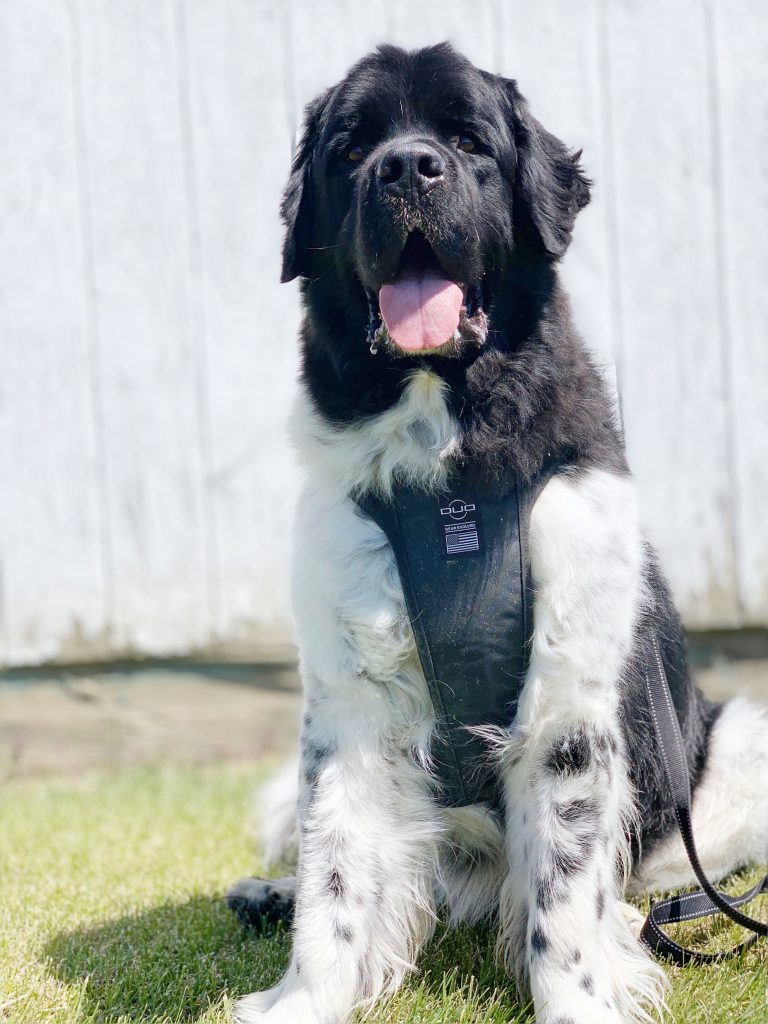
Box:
[355,465,532,808]
[355,458,562,808]
[640,635,768,964]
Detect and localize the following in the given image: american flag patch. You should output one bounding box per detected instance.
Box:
[442,520,481,556]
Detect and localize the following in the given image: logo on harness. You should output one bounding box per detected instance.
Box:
[439,498,482,557]
[440,499,475,521]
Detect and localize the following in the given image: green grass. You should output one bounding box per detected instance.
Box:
[0,762,765,1023]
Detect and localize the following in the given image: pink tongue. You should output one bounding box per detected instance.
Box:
[379,268,463,351]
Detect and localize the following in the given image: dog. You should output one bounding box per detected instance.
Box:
[227,43,768,1024]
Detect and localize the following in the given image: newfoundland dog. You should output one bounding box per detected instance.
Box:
[227,43,768,1024]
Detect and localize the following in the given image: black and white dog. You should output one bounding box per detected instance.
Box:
[228,44,768,1024]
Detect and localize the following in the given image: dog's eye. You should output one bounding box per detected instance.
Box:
[455,135,477,154]
[346,145,364,163]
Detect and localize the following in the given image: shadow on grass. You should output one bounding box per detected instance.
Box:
[43,896,531,1023]
[404,922,534,1022]
[43,894,291,1022]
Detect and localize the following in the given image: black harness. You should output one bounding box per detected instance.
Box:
[355,463,767,962]
[357,459,556,807]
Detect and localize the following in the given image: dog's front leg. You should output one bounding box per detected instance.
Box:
[497,470,667,1024]
[235,725,438,1024]
[502,719,664,1024]
[235,493,440,1024]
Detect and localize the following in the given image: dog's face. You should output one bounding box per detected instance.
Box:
[282,43,590,361]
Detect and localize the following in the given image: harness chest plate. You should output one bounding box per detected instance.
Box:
[356,463,553,807]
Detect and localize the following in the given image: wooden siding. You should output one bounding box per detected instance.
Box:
[1,0,766,666]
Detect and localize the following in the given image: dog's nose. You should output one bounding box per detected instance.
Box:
[376,143,445,199]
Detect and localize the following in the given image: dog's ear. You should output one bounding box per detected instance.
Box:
[504,80,591,259]
[280,88,333,283]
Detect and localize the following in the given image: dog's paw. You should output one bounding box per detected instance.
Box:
[541,1003,623,1024]
[618,900,646,941]
[226,876,296,932]
[542,1012,620,1024]
[233,983,318,1024]
[232,987,279,1023]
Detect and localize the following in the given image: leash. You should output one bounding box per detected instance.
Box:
[640,635,768,964]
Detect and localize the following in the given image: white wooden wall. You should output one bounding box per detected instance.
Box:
[1,0,767,667]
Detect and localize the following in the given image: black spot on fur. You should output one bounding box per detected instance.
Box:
[303,741,335,790]
[580,972,595,995]
[536,878,553,912]
[536,873,569,912]
[572,948,582,964]
[549,795,600,881]
[530,926,549,956]
[552,837,593,880]
[328,869,344,899]
[555,797,599,826]
[596,888,606,920]
[336,924,353,943]
[310,743,335,762]
[546,731,592,775]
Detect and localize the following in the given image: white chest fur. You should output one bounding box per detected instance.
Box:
[288,370,464,756]
[289,368,461,500]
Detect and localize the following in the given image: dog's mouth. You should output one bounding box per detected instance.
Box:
[365,231,487,356]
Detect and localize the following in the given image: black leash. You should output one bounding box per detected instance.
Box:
[640,635,768,964]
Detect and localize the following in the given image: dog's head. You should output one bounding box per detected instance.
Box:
[281,43,590,361]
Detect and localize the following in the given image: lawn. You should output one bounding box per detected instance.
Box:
[0,762,765,1024]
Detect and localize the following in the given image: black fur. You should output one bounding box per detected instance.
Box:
[536,871,570,913]
[579,972,595,995]
[595,887,606,920]
[551,832,596,882]
[530,925,549,956]
[621,545,721,857]
[327,869,345,898]
[227,883,295,933]
[546,732,593,776]
[283,43,622,484]
[282,42,716,870]
[535,879,552,912]
[302,739,334,791]
[555,798,600,826]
